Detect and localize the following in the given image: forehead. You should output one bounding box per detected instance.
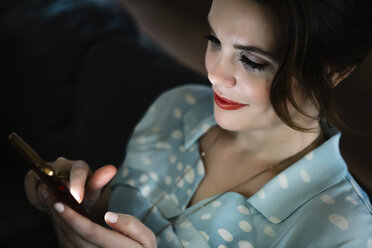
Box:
[209,0,276,53]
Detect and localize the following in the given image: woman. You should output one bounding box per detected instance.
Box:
[25,0,372,247]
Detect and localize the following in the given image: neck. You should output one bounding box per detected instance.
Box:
[223,121,322,166]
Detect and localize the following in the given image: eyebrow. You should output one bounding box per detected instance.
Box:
[206,17,278,61]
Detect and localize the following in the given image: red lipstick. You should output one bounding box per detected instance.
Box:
[214,92,248,110]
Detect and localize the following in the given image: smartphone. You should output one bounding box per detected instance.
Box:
[8,132,90,219]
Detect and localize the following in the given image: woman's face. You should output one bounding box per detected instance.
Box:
[205,0,285,132]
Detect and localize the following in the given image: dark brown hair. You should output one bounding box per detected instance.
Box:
[257,0,372,132]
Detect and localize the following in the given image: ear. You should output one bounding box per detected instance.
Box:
[329,65,356,87]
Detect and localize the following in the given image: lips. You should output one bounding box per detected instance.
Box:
[214,92,248,110]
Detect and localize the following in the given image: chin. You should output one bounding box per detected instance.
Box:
[213,106,248,132]
[213,105,282,132]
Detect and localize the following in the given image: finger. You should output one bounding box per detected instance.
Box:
[105,212,157,248]
[52,202,141,248]
[69,160,91,203]
[54,225,79,248]
[51,211,97,248]
[85,165,117,203]
[45,196,97,248]
[24,170,48,212]
[49,157,73,173]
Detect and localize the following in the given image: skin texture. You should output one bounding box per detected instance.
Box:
[205,0,321,166]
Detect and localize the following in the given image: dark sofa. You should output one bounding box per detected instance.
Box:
[0,0,207,246]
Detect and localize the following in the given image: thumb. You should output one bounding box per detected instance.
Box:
[104,212,157,248]
[85,165,117,204]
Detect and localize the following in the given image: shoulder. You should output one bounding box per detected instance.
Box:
[150,84,212,109]
[120,84,214,157]
[131,84,212,135]
[282,176,372,247]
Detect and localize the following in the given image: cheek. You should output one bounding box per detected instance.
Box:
[205,48,215,77]
[240,76,272,105]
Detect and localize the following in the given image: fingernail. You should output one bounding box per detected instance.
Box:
[41,188,49,199]
[105,212,118,223]
[54,202,64,213]
[70,190,81,203]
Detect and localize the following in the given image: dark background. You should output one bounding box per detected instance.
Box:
[0,0,370,247]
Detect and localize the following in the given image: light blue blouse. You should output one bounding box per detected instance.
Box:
[109,85,372,248]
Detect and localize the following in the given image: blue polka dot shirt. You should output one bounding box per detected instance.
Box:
[109,85,372,248]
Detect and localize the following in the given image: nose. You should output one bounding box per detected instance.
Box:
[207,55,236,88]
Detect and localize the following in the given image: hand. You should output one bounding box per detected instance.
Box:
[44,198,157,247]
[24,157,117,214]
[24,157,157,247]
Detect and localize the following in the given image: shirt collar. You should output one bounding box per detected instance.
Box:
[247,133,348,224]
[181,90,347,225]
[182,96,216,150]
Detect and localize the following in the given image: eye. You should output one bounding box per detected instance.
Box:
[205,34,221,49]
[239,53,267,72]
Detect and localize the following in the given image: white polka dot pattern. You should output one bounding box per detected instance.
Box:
[237,205,250,215]
[126,179,135,187]
[279,174,289,189]
[257,189,266,199]
[187,189,193,196]
[155,141,172,149]
[179,145,185,152]
[181,240,190,246]
[122,168,129,178]
[173,108,182,119]
[170,194,179,205]
[238,241,254,248]
[189,145,197,152]
[329,214,348,230]
[171,129,183,139]
[185,93,196,105]
[180,220,192,228]
[137,136,146,144]
[177,162,183,171]
[200,231,210,241]
[345,196,358,205]
[269,217,281,224]
[197,160,205,175]
[169,155,177,164]
[321,194,335,204]
[201,214,212,220]
[305,151,314,160]
[264,226,275,237]
[164,176,172,185]
[165,231,173,242]
[300,170,311,183]
[185,165,195,184]
[367,239,372,248]
[141,156,151,165]
[239,221,252,232]
[140,174,148,183]
[176,178,184,187]
[141,185,151,197]
[149,172,158,182]
[218,229,234,242]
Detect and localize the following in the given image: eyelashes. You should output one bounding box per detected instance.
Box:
[205,34,221,48]
[205,34,268,72]
[238,54,267,72]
